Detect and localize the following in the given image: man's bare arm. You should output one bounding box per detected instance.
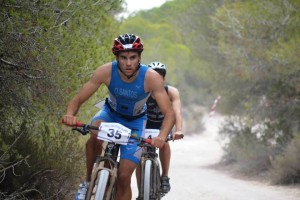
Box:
[168,86,183,138]
[145,70,175,144]
[63,63,111,125]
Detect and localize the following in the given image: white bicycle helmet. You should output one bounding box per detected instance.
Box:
[148,62,167,77]
[148,62,166,70]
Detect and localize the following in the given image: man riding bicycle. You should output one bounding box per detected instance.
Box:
[136,62,183,196]
[147,62,183,194]
[62,34,175,200]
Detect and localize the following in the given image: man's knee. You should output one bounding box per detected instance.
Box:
[117,171,131,189]
[118,169,131,180]
[160,142,170,151]
[86,136,103,150]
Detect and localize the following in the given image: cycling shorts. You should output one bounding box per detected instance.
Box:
[146,120,162,129]
[91,104,147,164]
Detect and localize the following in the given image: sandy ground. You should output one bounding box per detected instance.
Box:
[131,114,300,200]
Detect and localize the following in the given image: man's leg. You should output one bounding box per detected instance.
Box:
[159,143,171,193]
[116,159,137,200]
[135,162,141,192]
[159,142,171,176]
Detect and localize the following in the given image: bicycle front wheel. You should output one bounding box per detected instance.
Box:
[143,160,152,200]
[94,169,110,200]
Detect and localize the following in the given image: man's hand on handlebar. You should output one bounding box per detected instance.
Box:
[151,136,165,149]
[173,130,184,140]
[62,115,77,126]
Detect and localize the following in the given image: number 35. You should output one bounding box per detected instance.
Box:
[107,129,122,139]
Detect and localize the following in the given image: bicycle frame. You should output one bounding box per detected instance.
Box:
[85,142,120,200]
[72,122,152,200]
[72,122,123,200]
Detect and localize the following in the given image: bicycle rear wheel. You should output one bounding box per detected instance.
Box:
[143,160,152,200]
[94,169,110,200]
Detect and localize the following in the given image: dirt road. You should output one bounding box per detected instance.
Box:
[132,114,300,200]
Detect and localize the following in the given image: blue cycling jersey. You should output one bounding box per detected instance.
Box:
[107,61,150,116]
[91,61,150,164]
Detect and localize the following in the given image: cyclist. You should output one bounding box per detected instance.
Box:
[62,34,175,200]
[143,61,183,194]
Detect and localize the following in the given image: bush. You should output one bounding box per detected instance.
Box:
[0,120,86,199]
[270,133,300,184]
[219,116,271,175]
[182,105,205,135]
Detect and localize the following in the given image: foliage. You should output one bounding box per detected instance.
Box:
[0,120,84,199]
[211,0,300,116]
[219,117,272,174]
[210,0,300,182]
[270,133,300,184]
[0,0,122,197]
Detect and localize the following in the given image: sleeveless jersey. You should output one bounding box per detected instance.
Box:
[146,86,168,128]
[107,61,150,116]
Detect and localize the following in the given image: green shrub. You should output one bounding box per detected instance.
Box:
[270,133,300,184]
[0,120,86,199]
[219,117,271,175]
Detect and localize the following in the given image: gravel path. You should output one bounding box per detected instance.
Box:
[131,115,300,200]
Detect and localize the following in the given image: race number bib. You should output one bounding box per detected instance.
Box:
[97,122,131,145]
[144,129,160,139]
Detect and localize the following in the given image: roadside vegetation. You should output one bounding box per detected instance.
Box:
[0,0,121,198]
[1,0,299,198]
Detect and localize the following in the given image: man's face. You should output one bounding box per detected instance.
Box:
[117,51,140,76]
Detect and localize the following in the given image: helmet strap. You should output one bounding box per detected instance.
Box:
[117,62,141,79]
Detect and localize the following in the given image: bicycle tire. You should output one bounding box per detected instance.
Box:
[143,160,152,200]
[155,165,161,200]
[94,169,110,200]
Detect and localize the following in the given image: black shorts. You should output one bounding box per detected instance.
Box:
[146,120,162,129]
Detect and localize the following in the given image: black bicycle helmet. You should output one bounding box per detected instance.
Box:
[112,33,144,55]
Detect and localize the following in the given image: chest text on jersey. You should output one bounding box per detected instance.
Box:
[114,88,138,99]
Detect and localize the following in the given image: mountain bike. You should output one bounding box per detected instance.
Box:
[72,121,151,200]
[137,130,184,200]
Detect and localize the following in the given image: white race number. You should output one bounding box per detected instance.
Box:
[97,122,131,145]
[144,129,160,139]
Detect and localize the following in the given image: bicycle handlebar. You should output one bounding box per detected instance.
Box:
[72,121,152,144]
[71,121,183,144]
[71,121,99,135]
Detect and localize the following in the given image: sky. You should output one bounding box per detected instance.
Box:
[120,0,168,18]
